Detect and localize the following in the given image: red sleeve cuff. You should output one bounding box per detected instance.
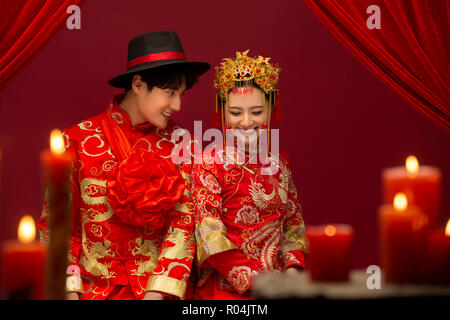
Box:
[282,250,306,270]
[207,250,260,295]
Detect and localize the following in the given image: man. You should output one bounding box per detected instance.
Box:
[39,31,210,300]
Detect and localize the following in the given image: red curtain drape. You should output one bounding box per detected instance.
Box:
[304,0,449,132]
[0,0,85,92]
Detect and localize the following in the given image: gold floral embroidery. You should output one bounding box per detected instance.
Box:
[90,224,103,237]
[193,187,221,219]
[235,205,260,225]
[200,173,222,194]
[227,266,258,294]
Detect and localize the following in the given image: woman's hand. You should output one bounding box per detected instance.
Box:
[142,291,165,300]
[66,292,80,300]
[285,267,301,275]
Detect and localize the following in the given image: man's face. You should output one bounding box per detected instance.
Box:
[136,78,187,129]
[226,86,266,149]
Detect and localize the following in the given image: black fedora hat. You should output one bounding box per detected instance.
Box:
[108,31,210,88]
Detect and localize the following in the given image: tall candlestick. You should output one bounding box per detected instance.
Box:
[306,224,354,282]
[40,129,73,300]
[1,215,45,299]
[379,193,427,284]
[382,155,442,231]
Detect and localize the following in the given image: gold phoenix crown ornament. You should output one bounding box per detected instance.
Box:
[214,49,281,99]
[213,50,282,156]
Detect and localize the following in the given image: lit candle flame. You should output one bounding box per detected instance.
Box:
[18,215,36,243]
[324,225,336,237]
[50,129,65,154]
[445,219,450,237]
[393,192,408,211]
[405,155,419,174]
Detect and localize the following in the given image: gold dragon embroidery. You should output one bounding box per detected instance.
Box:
[79,240,115,278]
[79,178,116,279]
[130,237,160,276]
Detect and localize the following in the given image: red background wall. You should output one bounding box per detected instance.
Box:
[0,0,449,271]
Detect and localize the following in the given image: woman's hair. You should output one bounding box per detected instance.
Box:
[124,65,199,92]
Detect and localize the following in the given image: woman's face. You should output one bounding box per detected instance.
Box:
[226,86,266,149]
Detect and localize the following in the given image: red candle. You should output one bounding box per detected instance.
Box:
[40,129,73,300]
[382,155,442,232]
[306,224,354,282]
[1,215,46,299]
[422,219,450,285]
[379,192,427,284]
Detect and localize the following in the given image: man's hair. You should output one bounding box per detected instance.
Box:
[125,65,199,92]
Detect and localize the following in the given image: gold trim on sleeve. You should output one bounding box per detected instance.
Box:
[65,276,84,294]
[196,217,237,264]
[146,275,187,299]
[282,224,309,254]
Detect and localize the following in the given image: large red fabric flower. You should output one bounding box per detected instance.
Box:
[106,148,185,229]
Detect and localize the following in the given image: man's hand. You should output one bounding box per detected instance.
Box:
[143,291,165,300]
[66,292,80,300]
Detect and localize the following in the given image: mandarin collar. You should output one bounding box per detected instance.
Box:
[108,94,153,132]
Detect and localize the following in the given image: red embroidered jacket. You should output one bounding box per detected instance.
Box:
[192,147,308,299]
[39,96,195,300]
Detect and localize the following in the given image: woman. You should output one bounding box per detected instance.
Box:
[191,50,308,299]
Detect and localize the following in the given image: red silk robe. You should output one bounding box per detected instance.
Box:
[191,147,308,299]
[39,95,195,300]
